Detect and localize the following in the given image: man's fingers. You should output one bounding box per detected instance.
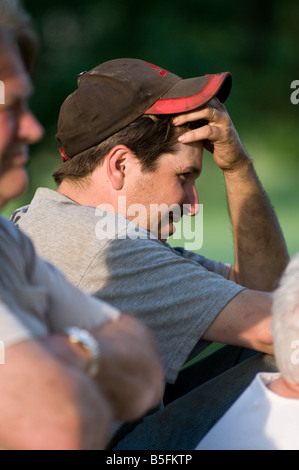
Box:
[173,97,224,126]
[178,121,221,144]
[173,107,212,126]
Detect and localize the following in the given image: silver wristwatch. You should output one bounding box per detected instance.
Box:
[63,326,100,377]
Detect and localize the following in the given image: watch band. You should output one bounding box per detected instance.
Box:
[63,326,100,377]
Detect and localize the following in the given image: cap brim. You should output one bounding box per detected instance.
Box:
[144,72,232,115]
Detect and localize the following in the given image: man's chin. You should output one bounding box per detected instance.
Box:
[0,167,29,206]
[2,149,29,170]
[158,222,176,242]
[168,222,176,236]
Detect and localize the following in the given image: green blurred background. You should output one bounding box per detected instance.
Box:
[3,0,299,264]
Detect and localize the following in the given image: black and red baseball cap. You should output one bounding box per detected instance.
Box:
[56,58,232,159]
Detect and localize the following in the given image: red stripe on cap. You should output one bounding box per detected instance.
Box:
[59,148,70,162]
[159,69,168,77]
[145,61,169,77]
[145,73,227,114]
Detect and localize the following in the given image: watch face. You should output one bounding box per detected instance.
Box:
[64,327,100,377]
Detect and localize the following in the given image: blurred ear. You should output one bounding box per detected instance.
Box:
[106,145,132,190]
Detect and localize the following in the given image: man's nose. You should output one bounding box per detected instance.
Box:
[183,185,200,216]
[18,110,44,144]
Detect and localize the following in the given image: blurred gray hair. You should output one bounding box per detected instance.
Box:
[0,0,38,73]
[272,253,299,384]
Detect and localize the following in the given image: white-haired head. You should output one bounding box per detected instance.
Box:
[272,253,299,384]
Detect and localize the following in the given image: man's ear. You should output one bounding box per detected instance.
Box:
[106,145,132,190]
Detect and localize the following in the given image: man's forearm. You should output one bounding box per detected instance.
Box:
[171,99,288,290]
[203,289,274,355]
[92,315,164,422]
[0,339,112,450]
[44,315,164,423]
[224,156,289,291]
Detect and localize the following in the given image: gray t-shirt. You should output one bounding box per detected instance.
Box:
[12,188,245,383]
[0,214,120,348]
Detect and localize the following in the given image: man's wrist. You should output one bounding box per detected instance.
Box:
[222,152,253,177]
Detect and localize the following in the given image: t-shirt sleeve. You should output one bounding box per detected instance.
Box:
[31,254,121,333]
[0,300,33,347]
[0,218,50,344]
[168,245,232,279]
[0,217,120,345]
[82,236,245,383]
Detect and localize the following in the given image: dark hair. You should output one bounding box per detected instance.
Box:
[53,114,205,185]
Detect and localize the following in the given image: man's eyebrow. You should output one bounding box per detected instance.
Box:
[177,166,201,176]
[9,85,34,102]
[4,77,34,106]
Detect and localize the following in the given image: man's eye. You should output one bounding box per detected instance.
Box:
[178,173,190,183]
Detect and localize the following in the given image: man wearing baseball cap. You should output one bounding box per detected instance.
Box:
[13,58,288,449]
